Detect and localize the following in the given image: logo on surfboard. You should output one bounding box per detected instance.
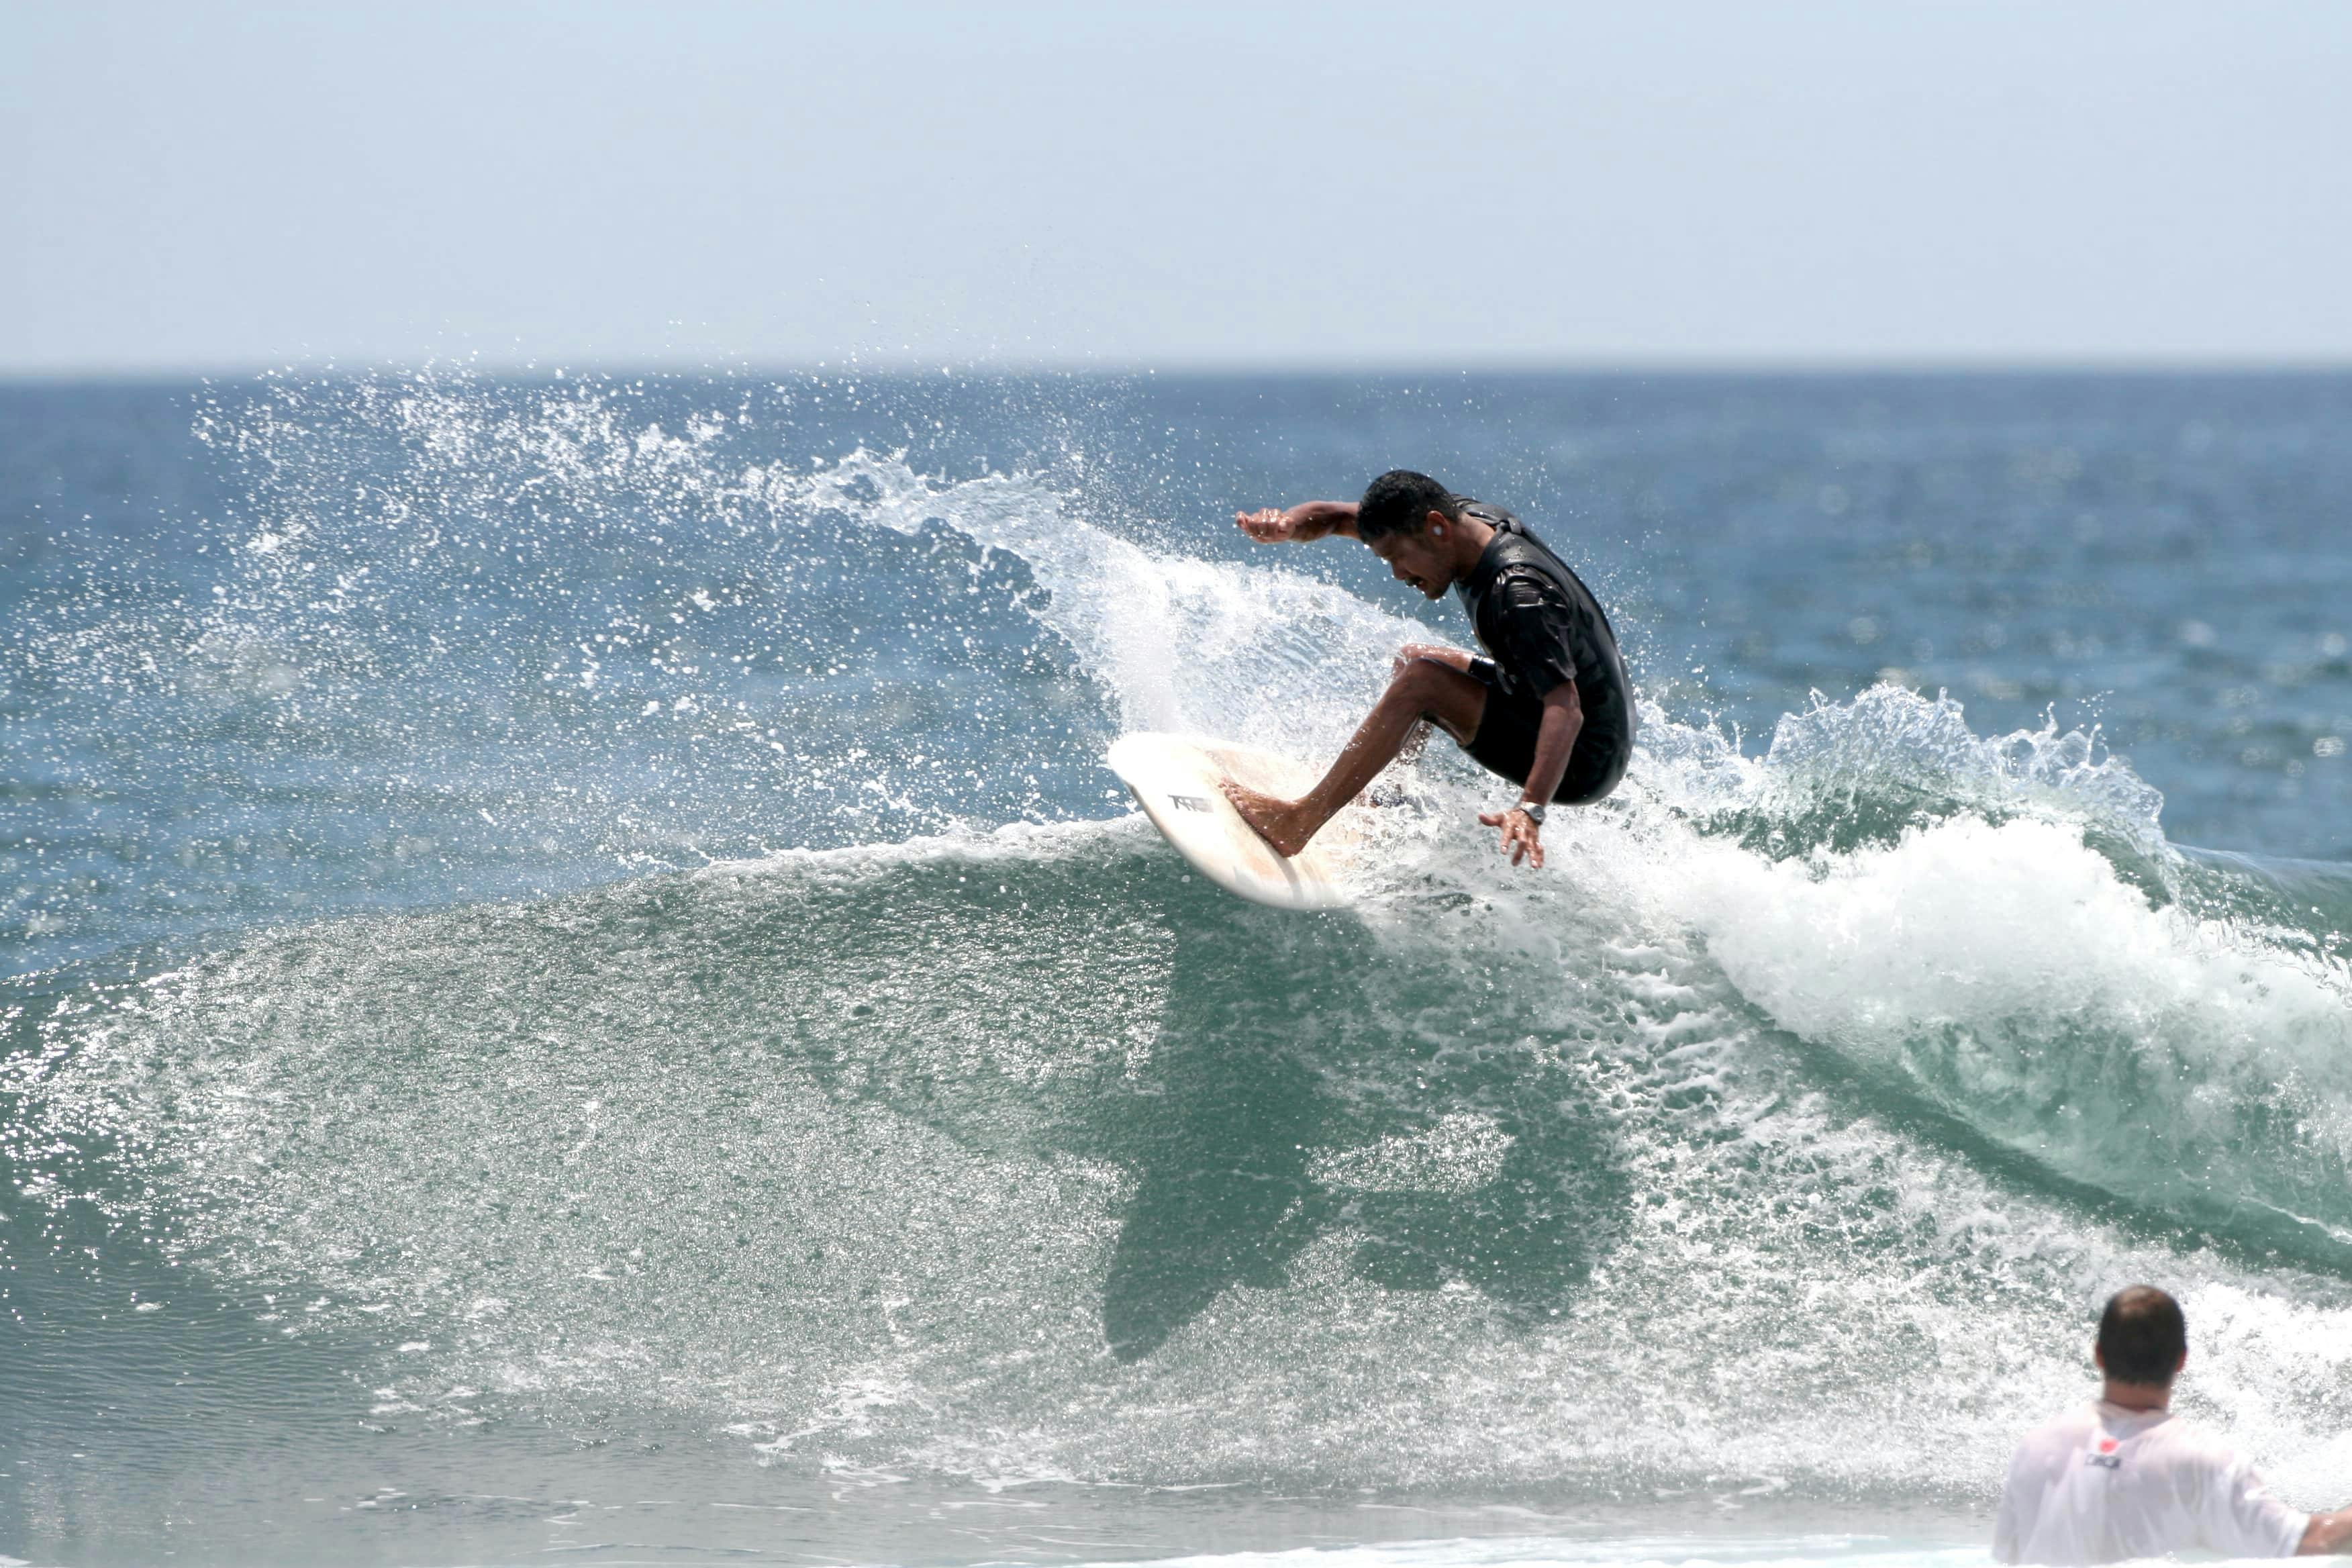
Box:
[1168,793,1212,812]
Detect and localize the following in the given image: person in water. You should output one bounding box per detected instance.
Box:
[1995,1285,2352,1564]
[1226,469,1633,869]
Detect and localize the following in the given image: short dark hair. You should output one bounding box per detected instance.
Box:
[2097,1285,2187,1386]
[1357,470,1459,542]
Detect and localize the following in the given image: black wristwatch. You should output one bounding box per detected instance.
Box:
[1513,801,1547,827]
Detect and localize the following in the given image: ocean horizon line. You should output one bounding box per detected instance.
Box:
[8,354,2352,389]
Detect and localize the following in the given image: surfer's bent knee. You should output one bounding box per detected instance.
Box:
[1392,642,1446,667]
[1386,657,1454,706]
[1383,657,1481,746]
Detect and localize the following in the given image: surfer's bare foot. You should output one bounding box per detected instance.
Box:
[1220,780,1320,858]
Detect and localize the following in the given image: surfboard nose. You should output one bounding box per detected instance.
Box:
[1106,732,1359,911]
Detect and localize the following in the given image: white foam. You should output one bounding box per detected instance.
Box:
[1645,810,2352,1222]
[695,813,1153,884]
[1040,1540,1994,1568]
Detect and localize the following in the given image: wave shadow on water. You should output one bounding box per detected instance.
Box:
[767,833,1634,1364]
[1087,900,1632,1360]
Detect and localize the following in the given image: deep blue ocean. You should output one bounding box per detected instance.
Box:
[5,371,2351,1567]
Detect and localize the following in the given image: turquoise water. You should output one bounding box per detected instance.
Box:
[3,372,2351,1565]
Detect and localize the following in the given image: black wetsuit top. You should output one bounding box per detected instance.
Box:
[1451,501,1634,805]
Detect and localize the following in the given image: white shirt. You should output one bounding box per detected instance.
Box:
[1995,1399,2308,1565]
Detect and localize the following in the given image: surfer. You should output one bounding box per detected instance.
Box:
[1225,470,1632,868]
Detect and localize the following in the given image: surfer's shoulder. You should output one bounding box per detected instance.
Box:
[1491,562,1572,606]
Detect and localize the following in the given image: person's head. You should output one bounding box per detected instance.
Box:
[1357,469,1469,600]
[2096,1285,2188,1391]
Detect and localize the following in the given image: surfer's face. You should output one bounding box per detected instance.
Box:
[1367,522,1455,600]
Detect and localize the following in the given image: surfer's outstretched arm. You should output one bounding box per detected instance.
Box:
[1236,501,1359,543]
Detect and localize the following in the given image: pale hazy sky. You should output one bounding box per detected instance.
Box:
[5,1,2349,374]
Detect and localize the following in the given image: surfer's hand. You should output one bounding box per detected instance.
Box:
[1236,507,1301,542]
[1479,807,1545,869]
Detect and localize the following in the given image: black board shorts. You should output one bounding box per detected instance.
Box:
[1461,658,1630,805]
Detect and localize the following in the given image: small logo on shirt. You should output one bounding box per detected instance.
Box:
[2086,1438,2122,1470]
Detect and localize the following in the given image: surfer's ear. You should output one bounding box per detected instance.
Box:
[1426,508,1449,540]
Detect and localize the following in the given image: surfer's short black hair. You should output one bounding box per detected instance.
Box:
[1357,470,1460,542]
[2097,1285,2188,1386]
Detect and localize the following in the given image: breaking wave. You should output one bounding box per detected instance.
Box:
[9,373,2352,1519]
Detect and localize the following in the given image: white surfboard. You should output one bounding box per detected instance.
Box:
[1106,732,1363,910]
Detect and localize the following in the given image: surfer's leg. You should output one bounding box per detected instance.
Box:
[1390,644,1472,766]
[1225,656,1486,857]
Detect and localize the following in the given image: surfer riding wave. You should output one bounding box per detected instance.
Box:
[1226,469,1635,869]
